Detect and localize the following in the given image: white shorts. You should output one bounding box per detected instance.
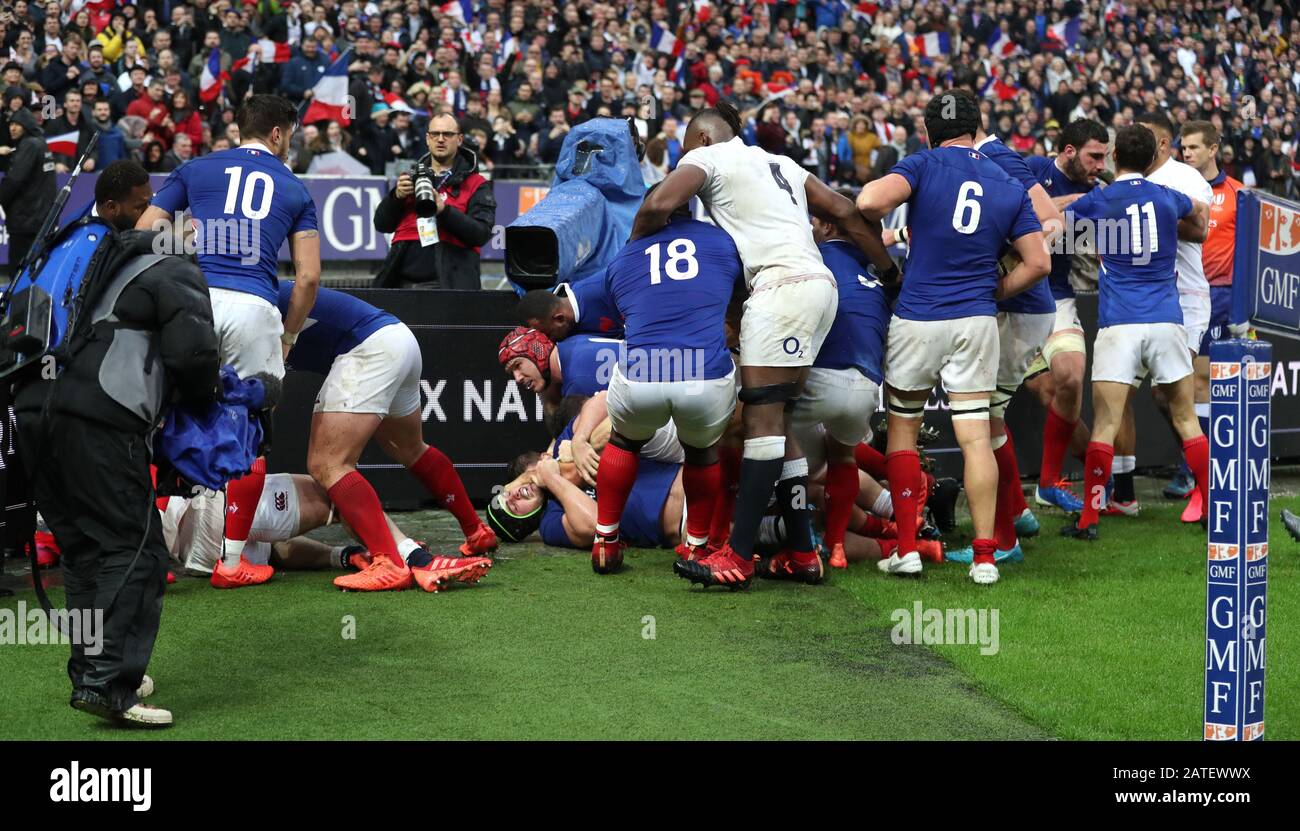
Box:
[314,323,422,417]
[640,420,686,464]
[1180,292,1210,355]
[1093,323,1194,387]
[884,315,999,394]
[997,311,1054,391]
[1051,296,1083,334]
[163,473,301,574]
[607,365,736,448]
[790,367,879,473]
[210,288,285,381]
[739,276,837,368]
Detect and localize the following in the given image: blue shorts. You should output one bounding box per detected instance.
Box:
[539,460,679,549]
[1200,285,1234,355]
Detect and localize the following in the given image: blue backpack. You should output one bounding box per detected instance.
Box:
[0,216,122,381]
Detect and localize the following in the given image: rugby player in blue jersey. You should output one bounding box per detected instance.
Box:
[137,95,321,589]
[515,278,626,341]
[590,195,743,574]
[856,89,1050,585]
[1059,125,1209,540]
[277,285,497,591]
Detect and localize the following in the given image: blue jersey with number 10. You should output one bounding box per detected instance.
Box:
[890,146,1040,321]
[604,216,742,382]
[151,144,318,306]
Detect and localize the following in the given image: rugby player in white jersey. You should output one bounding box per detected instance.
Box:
[633,101,897,590]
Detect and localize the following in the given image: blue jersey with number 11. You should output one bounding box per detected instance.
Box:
[151,144,318,306]
[890,146,1040,321]
[604,216,742,381]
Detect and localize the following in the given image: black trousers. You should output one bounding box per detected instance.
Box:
[6,233,35,279]
[16,413,166,712]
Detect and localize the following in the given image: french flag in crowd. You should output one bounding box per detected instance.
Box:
[987,28,1021,58]
[231,40,291,73]
[1103,2,1125,23]
[1046,17,1081,50]
[382,91,415,113]
[45,130,79,157]
[199,47,224,103]
[911,31,951,58]
[649,23,678,55]
[439,0,473,24]
[840,1,877,25]
[302,50,354,126]
[979,67,1020,101]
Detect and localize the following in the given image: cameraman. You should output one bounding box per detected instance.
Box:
[13,162,220,728]
[373,113,496,290]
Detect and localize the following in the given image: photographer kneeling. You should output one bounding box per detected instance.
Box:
[373,113,497,290]
[13,161,220,728]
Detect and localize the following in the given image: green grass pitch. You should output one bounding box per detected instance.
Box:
[1,475,1296,740]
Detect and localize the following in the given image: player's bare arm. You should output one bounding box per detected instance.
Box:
[1028,183,1065,245]
[536,456,597,545]
[135,204,174,231]
[1053,192,1087,210]
[997,231,1052,300]
[806,175,894,273]
[630,164,705,240]
[571,391,610,485]
[855,173,911,221]
[282,230,322,351]
[1177,199,1209,243]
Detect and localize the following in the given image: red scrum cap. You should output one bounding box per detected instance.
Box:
[498,326,554,380]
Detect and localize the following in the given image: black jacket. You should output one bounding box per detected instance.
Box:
[373,147,496,289]
[0,109,57,235]
[15,233,220,435]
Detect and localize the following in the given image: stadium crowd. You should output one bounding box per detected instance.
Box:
[0,0,1296,191]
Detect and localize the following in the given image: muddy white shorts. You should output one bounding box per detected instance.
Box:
[790,366,879,472]
[210,288,285,381]
[314,323,422,417]
[884,314,999,394]
[739,276,838,368]
[1093,323,1194,387]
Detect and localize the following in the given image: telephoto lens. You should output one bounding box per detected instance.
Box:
[413,164,437,217]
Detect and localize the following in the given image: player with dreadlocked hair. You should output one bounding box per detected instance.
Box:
[631,95,897,591]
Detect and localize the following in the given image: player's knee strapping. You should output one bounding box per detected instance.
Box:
[990,385,1019,420]
[950,398,991,423]
[738,381,800,407]
[1042,332,1086,365]
[888,393,925,419]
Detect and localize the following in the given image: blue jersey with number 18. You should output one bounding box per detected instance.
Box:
[603,216,742,381]
[151,143,318,306]
[890,146,1040,322]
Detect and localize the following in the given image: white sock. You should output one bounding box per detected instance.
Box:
[397,537,421,560]
[221,538,246,568]
[1194,402,1210,420]
[757,516,785,546]
[595,522,619,537]
[872,489,893,518]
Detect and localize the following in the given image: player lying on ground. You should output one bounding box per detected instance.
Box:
[1059,125,1210,541]
[160,473,491,592]
[635,100,897,592]
[856,88,1050,585]
[590,189,745,574]
[137,95,321,590]
[277,284,498,592]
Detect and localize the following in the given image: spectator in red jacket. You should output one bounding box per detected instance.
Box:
[125,78,173,147]
[170,89,202,151]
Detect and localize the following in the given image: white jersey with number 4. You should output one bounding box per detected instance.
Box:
[678,136,833,291]
[1147,156,1213,300]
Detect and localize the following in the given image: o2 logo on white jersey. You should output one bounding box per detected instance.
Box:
[782,337,805,358]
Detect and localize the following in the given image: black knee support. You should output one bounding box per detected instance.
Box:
[738,381,800,407]
[610,431,648,453]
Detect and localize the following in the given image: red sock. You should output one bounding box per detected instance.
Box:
[595,444,639,536]
[856,514,896,538]
[410,446,481,536]
[824,462,859,548]
[972,537,997,566]
[1040,406,1075,486]
[1003,429,1029,515]
[1183,435,1209,510]
[993,436,1022,551]
[682,462,721,545]
[854,442,888,480]
[327,471,400,566]
[225,457,267,543]
[885,450,921,554]
[149,465,169,512]
[1078,441,1114,528]
[876,538,898,560]
[709,447,741,547]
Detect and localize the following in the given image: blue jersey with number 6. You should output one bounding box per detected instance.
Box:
[151,144,318,306]
[603,216,742,381]
[890,146,1040,321]
[1068,175,1193,328]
